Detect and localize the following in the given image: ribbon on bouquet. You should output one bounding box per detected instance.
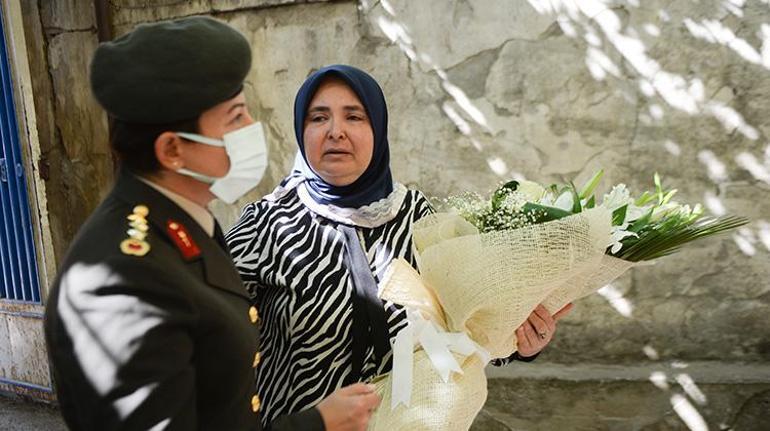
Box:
[390,308,491,409]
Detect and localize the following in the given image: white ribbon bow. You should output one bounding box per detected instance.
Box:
[390,309,491,409]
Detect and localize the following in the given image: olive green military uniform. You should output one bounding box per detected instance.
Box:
[43,15,324,431]
[44,170,324,430]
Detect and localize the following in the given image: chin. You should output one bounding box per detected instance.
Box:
[319,173,357,187]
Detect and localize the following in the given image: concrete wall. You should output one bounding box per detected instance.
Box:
[15,0,770,428]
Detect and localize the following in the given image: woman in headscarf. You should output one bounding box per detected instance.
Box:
[226,65,570,428]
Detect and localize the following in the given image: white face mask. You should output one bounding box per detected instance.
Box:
[176,122,268,204]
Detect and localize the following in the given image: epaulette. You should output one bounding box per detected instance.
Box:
[120,204,151,257]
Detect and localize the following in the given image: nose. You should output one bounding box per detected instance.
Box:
[243,110,256,126]
[327,118,346,141]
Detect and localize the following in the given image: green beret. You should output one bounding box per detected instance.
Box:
[90,16,251,124]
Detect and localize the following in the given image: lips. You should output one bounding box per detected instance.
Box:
[323,149,352,156]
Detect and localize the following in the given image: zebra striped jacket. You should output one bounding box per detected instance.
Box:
[226,181,525,426]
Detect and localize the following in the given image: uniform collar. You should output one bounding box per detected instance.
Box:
[137,176,215,237]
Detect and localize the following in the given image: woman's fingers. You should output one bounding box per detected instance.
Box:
[522,320,541,347]
[529,305,554,337]
[553,303,574,321]
[360,391,382,411]
[339,382,376,395]
[515,304,574,357]
[533,305,555,328]
[317,383,380,430]
[516,325,532,351]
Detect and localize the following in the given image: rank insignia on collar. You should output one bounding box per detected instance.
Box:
[167,219,201,260]
[120,204,151,257]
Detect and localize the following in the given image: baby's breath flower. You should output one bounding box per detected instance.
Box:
[501,191,528,212]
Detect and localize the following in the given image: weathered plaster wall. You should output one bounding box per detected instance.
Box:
[21,0,113,265]
[29,0,770,428]
[111,0,770,362]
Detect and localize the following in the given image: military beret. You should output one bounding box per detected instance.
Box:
[90,16,251,124]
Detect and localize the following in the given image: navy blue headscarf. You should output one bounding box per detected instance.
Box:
[293,65,393,208]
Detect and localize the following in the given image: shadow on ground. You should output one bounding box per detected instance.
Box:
[0,394,66,431]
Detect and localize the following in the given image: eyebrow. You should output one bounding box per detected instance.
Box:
[307,105,366,114]
[227,103,246,114]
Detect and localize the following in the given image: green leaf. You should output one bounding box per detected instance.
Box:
[569,182,582,213]
[585,195,596,209]
[628,207,654,233]
[688,204,704,222]
[661,189,678,205]
[634,191,654,206]
[654,173,664,204]
[579,170,604,200]
[501,180,520,192]
[491,180,519,210]
[612,204,628,226]
[521,203,572,223]
[614,215,749,261]
[548,184,559,195]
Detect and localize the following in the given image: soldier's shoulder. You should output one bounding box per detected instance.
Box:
[65,200,159,263]
[50,201,172,301]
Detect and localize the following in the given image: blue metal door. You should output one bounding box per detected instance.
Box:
[0,5,41,303]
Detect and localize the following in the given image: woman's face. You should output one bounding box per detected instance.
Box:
[303,78,374,187]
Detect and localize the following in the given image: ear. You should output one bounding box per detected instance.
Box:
[154,131,185,171]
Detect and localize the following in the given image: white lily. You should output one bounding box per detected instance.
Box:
[651,202,681,222]
[609,223,638,254]
[517,180,546,202]
[553,192,574,211]
[539,192,556,206]
[601,184,632,212]
[625,203,653,222]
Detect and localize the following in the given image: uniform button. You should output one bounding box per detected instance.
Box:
[252,352,261,368]
[249,306,259,323]
[251,394,261,413]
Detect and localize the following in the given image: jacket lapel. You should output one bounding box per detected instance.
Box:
[193,231,249,300]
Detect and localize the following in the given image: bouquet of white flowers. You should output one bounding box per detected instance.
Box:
[368,171,746,431]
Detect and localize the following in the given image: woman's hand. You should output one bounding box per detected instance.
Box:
[515,303,573,358]
[316,383,382,431]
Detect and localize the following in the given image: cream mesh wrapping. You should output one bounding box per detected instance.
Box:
[416,207,616,357]
[369,207,636,430]
[369,259,487,431]
[368,351,487,431]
